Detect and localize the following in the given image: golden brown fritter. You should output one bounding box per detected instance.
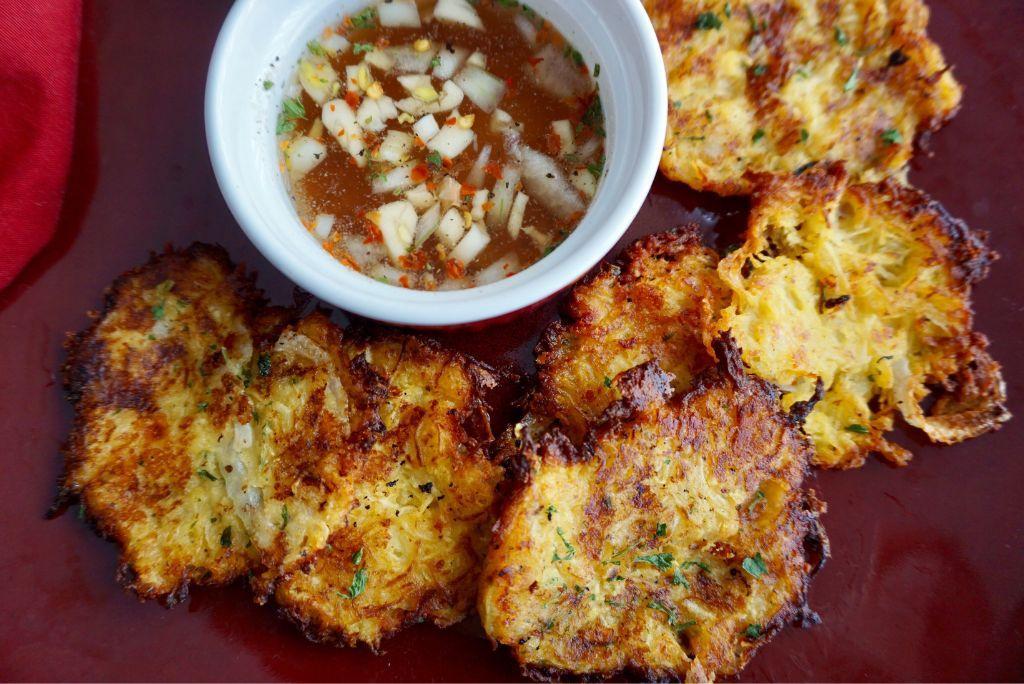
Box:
[62,245,267,602]
[479,341,827,681]
[529,227,728,443]
[715,164,1009,467]
[62,244,506,646]
[245,327,505,649]
[645,0,962,195]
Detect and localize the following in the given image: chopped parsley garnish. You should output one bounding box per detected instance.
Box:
[881,128,903,145]
[695,11,722,30]
[846,423,870,434]
[430,55,442,68]
[594,63,601,77]
[671,567,689,588]
[681,559,711,571]
[283,97,305,120]
[350,6,376,29]
[307,40,326,57]
[426,150,443,168]
[197,469,217,482]
[742,552,768,578]
[197,401,209,412]
[546,504,557,521]
[496,0,519,6]
[352,547,363,565]
[353,42,375,54]
[800,128,809,143]
[340,567,367,599]
[552,527,576,562]
[746,623,763,639]
[603,376,613,388]
[747,489,766,513]
[724,2,732,18]
[843,66,859,92]
[752,128,766,143]
[834,26,848,45]
[151,303,165,320]
[257,353,272,377]
[634,552,674,570]
[587,155,605,179]
[220,526,233,548]
[262,79,274,90]
[655,522,668,538]
[280,504,289,530]
[751,63,767,77]
[581,96,604,136]
[648,600,695,630]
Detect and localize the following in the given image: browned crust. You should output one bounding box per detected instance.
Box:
[484,337,829,681]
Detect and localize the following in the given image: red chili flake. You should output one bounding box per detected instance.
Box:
[460,184,477,197]
[545,130,562,155]
[485,162,503,179]
[363,221,383,244]
[398,275,411,288]
[410,164,430,183]
[527,56,544,67]
[344,91,360,109]
[446,259,466,279]
[399,251,427,270]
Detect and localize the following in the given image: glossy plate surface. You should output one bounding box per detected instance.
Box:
[0,1,1021,680]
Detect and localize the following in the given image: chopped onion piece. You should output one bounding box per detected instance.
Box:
[343,234,387,267]
[514,14,538,45]
[356,95,398,132]
[490,109,517,133]
[551,120,576,157]
[570,168,597,198]
[413,114,440,142]
[286,136,327,180]
[363,48,394,72]
[377,130,415,164]
[437,175,462,209]
[520,147,585,220]
[370,262,406,285]
[371,161,418,194]
[388,44,437,73]
[475,253,520,286]
[576,135,601,162]
[321,33,350,55]
[377,0,420,27]
[465,144,492,187]
[453,65,506,112]
[345,65,362,93]
[450,223,491,265]
[313,213,335,240]
[298,57,340,105]
[466,50,487,68]
[486,165,521,229]
[427,123,476,159]
[437,207,466,247]
[507,191,529,238]
[433,0,483,30]
[372,200,417,262]
[398,74,433,96]
[528,43,591,99]
[432,45,469,80]
[404,183,436,211]
[522,225,550,250]
[470,189,489,221]
[322,99,366,167]
[413,202,442,248]
[396,80,464,116]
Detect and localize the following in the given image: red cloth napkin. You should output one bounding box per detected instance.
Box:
[0,0,81,290]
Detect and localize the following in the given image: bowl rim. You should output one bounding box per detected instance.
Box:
[206,0,666,327]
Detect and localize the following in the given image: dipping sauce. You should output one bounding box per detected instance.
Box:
[276,0,605,290]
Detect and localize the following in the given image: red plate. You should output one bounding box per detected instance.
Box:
[1,1,1022,680]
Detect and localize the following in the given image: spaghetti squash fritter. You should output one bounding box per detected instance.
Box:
[479,341,827,681]
[645,0,963,195]
[244,328,505,649]
[61,244,506,646]
[715,164,1009,467]
[61,245,268,602]
[529,227,728,444]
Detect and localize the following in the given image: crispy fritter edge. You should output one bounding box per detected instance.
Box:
[490,337,830,682]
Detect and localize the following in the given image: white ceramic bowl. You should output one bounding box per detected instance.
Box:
[206,0,666,327]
